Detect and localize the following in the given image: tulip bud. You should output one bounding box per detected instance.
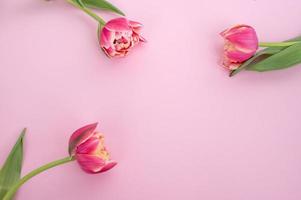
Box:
[68,123,117,174]
[220,25,258,70]
[99,18,146,58]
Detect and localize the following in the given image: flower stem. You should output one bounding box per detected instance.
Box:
[3,156,75,200]
[66,0,106,26]
[259,41,301,47]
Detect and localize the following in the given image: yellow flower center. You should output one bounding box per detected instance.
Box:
[93,133,110,161]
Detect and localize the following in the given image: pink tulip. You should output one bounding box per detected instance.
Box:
[99,17,146,58]
[220,25,258,70]
[69,123,117,174]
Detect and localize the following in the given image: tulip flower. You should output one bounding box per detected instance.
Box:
[65,1,145,58]
[220,24,259,70]
[3,123,116,200]
[99,18,146,58]
[69,123,117,173]
[221,24,301,76]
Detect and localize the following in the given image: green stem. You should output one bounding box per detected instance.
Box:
[3,156,74,200]
[259,41,301,47]
[66,0,106,26]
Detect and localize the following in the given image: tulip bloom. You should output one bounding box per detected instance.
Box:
[99,18,146,58]
[220,25,258,70]
[2,124,117,200]
[69,123,117,173]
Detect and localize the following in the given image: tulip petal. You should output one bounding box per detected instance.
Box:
[76,154,117,174]
[102,46,116,58]
[226,49,254,63]
[68,123,98,156]
[100,27,114,49]
[220,25,251,38]
[129,20,143,34]
[139,36,147,42]
[105,18,131,32]
[221,25,258,51]
[76,154,105,173]
[129,20,143,28]
[76,136,100,154]
[129,21,146,42]
[100,160,117,173]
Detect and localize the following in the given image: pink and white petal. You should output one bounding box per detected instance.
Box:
[68,123,98,156]
[99,160,117,173]
[222,57,241,70]
[100,27,115,48]
[102,46,116,58]
[129,20,143,34]
[115,49,129,57]
[76,154,106,174]
[222,25,258,51]
[220,24,251,38]
[225,26,255,40]
[129,20,143,28]
[76,136,100,154]
[227,31,258,49]
[139,35,147,42]
[228,63,241,70]
[226,50,254,63]
[105,18,131,32]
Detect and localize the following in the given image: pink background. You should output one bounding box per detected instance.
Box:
[1,0,301,199]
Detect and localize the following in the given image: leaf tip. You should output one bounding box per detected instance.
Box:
[19,128,27,140]
[229,70,235,77]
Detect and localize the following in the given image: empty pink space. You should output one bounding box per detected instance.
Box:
[1,0,301,199]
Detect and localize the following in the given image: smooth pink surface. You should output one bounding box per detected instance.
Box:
[1,0,301,199]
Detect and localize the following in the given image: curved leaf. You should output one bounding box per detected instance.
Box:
[0,129,25,200]
[247,43,301,72]
[82,0,125,16]
[230,35,301,76]
[229,47,283,76]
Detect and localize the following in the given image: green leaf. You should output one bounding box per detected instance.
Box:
[229,47,284,76]
[0,129,25,200]
[75,0,85,7]
[229,35,301,76]
[81,0,125,16]
[247,43,301,72]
